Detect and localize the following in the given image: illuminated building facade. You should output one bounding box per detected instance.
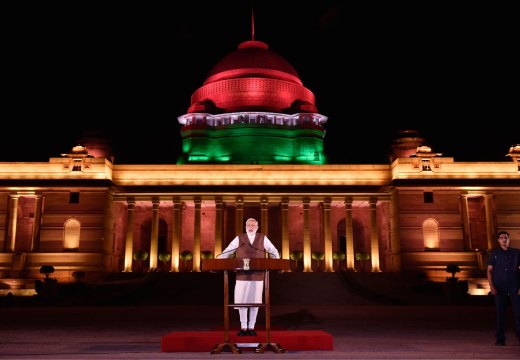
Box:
[1,39,519,296]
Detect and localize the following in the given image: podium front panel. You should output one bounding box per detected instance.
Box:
[202,258,290,272]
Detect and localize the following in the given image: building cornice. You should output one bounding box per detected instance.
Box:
[111,164,392,186]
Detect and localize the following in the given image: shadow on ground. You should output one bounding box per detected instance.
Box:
[0,271,494,308]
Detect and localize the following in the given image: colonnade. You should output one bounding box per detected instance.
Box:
[121,195,389,273]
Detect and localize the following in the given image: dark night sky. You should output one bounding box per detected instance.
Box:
[3,1,517,164]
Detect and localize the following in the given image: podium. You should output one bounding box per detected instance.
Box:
[202,258,291,354]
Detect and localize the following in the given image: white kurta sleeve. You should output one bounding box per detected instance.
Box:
[216,236,240,258]
[263,236,280,259]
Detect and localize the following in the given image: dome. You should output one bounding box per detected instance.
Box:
[390,130,427,161]
[178,40,327,165]
[76,130,114,162]
[187,40,318,114]
[205,40,301,85]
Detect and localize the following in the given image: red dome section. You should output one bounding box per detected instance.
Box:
[188,40,318,114]
[205,41,301,84]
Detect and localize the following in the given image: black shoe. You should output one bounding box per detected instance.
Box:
[495,340,505,346]
[247,329,257,336]
[237,329,247,336]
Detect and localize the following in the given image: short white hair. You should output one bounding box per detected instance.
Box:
[245,218,258,226]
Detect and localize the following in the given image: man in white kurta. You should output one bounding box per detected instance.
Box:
[217,218,280,336]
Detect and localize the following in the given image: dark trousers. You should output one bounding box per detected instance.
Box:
[494,289,520,342]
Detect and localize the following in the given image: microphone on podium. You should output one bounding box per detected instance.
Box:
[247,242,278,258]
[215,242,245,258]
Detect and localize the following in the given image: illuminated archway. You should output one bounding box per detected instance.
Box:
[63,218,80,251]
[422,218,440,250]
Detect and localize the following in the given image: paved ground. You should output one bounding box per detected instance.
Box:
[1,273,519,359]
[1,303,519,359]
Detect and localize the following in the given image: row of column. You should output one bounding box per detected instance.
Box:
[1,192,383,276]
[122,196,383,273]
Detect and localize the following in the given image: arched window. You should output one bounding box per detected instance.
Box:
[422,218,440,250]
[64,218,81,251]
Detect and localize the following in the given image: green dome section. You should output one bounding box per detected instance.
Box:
[178,122,326,165]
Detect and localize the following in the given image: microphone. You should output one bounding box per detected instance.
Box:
[246,242,285,273]
[215,242,244,258]
[248,242,278,258]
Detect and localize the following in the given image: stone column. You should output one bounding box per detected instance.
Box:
[281,197,290,260]
[235,196,244,236]
[5,195,19,252]
[103,192,115,271]
[484,195,495,250]
[214,197,223,256]
[30,195,43,251]
[149,198,160,269]
[260,197,269,236]
[369,197,381,272]
[459,195,472,250]
[171,197,182,272]
[389,190,402,272]
[193,197,202,272]
[322,197,333,272]
[345,197,355,270]
[303,198,312,272]
[123,199,135,272]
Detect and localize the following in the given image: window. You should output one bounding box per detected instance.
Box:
[423,192,433,203]
[72,160,82,171]
[421,159,432,171]
[69,192,80,204]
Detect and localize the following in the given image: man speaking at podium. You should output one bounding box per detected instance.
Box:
[217,217,280,336]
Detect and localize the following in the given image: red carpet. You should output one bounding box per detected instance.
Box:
[162,330,333,352]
